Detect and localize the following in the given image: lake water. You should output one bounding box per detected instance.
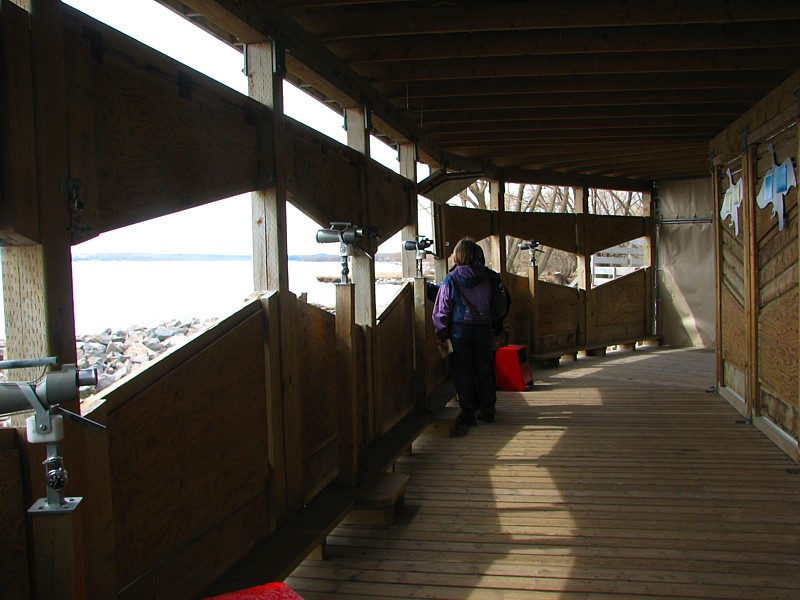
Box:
[0,259,406,338]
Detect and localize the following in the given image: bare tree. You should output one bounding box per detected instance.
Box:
[446,182,640,284]
[591,189,643,216]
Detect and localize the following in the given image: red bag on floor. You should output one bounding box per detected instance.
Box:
[206,582,304,600]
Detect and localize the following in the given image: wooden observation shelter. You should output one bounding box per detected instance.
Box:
[1,1,798,598]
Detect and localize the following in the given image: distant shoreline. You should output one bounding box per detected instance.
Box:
[72,252,402,262]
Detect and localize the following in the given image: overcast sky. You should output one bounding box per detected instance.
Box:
[65,0,406,256]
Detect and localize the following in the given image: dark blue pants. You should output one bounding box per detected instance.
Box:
[450,323,496,418]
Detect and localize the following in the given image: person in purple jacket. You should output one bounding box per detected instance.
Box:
[432,237,498,426]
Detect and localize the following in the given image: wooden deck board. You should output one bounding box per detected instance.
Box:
[285,347,800,599]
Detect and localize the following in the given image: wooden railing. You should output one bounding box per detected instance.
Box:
[437,204,659,361]
[0,281,450,598]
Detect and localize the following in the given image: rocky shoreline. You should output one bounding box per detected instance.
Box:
[0,318,218,398]
[1,271,425,399]
[75,317,219,397]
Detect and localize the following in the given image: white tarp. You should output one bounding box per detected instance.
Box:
[656,178,716,348]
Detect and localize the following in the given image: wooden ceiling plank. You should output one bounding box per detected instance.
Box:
[423,115,734,135]
[354,49,798,83]
[439,129,724,146]
[408,104,750,125]
[406,90,764,111]
[382,71,787,100]
[325,22,800,63]
[291,1,800,41]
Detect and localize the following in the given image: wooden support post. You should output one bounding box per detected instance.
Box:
[399,143,418,280]
[248,42,289,295]
[248,42,303,513]
[642,190,656,336]
[345,105,377,445]
[489,179,506,273]
[432,202,448,282]
[30,0,76,366]
[345,105,377,325]
[712,165,725,390]
[29,498,85,600]
[413,278,428,412]
[335,284,358,487]
[575,187,591,346]
[528,262,541,354]
[743,145,759,419]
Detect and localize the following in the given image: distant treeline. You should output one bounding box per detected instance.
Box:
[73,252,403,262]
[72,253,252,262]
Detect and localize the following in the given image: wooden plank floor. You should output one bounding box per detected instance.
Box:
[284,347,800,599]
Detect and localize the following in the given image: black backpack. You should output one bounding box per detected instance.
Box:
[486,269,511,334]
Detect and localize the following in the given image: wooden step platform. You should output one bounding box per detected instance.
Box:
[426,406,461,437]
[349,472,410,526]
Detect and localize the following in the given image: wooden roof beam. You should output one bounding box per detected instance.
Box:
[164,0,485,173]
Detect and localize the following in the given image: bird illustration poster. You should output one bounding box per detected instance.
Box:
[755,144,796,231]
[719,168,743,236]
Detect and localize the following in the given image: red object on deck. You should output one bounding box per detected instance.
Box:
[495,345,533,391]
[205,582,304,600]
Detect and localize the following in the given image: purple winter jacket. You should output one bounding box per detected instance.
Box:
[432,264,494,339]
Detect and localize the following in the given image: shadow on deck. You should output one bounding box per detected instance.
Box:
[284,346,800,599]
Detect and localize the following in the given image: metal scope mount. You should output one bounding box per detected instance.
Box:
[403,235,435,278]
[0,358,101,511]
[316,222,380,284]
[518,240,543,266]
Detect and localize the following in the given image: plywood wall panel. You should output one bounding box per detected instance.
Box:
[424,295,449,396]
[105,313,269,588]
[294,300,338,500]
[505,273,531,347]
[536,280,579,351]
[499,211,578,254]
[723,361,747,398]
[374,285,415,436]
[589,270,648,344]
[758,288,799,405]
[365,160,414,241]
[758,231,797,289]
[585,214,648,256]
[760,390,799,443]
[720,277,747,371]
[64,12,260,239]
[284,118,361,227]
[440,204,494,254]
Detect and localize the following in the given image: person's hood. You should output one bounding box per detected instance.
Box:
[451,264,488,289]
